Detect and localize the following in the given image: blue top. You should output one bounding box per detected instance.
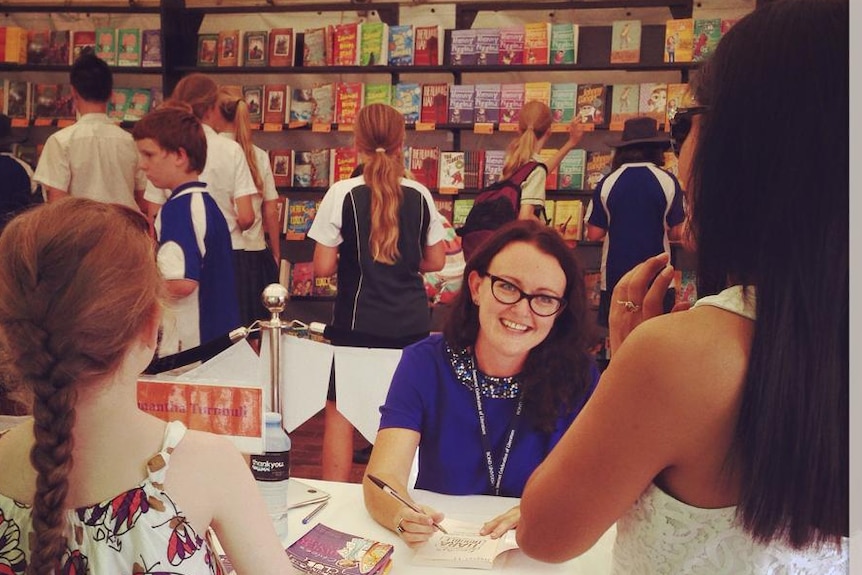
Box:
[379,334,600,497]
[586,163,685,291]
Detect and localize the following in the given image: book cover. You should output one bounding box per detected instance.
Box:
[553,199,584,242]
[499,26,525,66]
[610,84,640,130]
[447,84,474,125]
[523,22,551,65]
[268,28,295,67]
[664,19,693,63]
[5,80,29,119]
[693,18,721,62]
[537,148,559,190]
[333,22,360,66]
[45,30,70,66]
[71,30,96,63]
[550,82,578,124]
[584,270,602,308]
[585,150,613,190]
[313,273,338,298]
[483,150,506,187]
[434,197,454,223]
[123,87,152,122]
[438,151,466,193]
[550,23,579,65]
[117,28,141,66]
[217,30,240,67]
[393,83,421,124]
[330,147,359,183]
[309,148,331,187]
[388,24,413,66]
[107,87,131,121]
[363,83,391,106]
[721,18,739,36]
[286,523,393,575]
[475,28,500,65]
[243,84,263,124]
[463,150,485,190]
[638,82,667,126]
[474,83,501,124]
[452,199,475,228]
[31,83,61,118]
[311,83,335,125]
[2,26,28,64]
[303,26,331,67]
[285,199,317,240]
[449,29,478,66]
[197,33,218,67]
[289,261,315,296]
[411,518,517,570]
[141,29,162,67]
[409,146,440,190]
[263,84,288,125]
[335,81,363,126]
[610,20,641,64]
[665,82,695,127]
[414,24,442,66]
[292,151,314,187]
[500,83,525,125]
[557,148,586,190]
[420,83,449,125]
[243,30,268,67]
[524,81,552,107]
[576,83,606,126]
[95,27,117,65]
[290,88,314,124]
[359,21,388,66]
[675,270,697,306]
[269,149,292,187]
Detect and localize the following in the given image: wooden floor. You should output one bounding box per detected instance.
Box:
[290,409,371,483]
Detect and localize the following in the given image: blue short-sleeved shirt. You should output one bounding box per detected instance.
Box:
[379,334,600,497]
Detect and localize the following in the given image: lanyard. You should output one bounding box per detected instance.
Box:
[471,355,524,496]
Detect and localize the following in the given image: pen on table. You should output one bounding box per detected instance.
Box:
[367,474,448,534]
[301,500,328,525]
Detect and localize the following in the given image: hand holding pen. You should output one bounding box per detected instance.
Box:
[367,474,447,541]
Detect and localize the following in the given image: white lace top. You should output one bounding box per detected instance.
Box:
[611,286,849,574]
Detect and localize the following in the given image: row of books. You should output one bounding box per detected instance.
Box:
[107,87,162,123]
[450,23,579,66]
[0,26,162,67]
[278,258,337,298]
[0,79,161,121]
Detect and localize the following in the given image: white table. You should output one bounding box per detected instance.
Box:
[283,478,615,575]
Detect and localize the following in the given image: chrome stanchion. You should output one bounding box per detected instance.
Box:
[261,283,289,413]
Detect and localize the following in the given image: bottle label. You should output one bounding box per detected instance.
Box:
[250,451,290,482]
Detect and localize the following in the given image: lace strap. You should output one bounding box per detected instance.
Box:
[145,420,187,487]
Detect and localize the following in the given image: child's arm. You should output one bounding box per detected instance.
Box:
[544,120,585,174]
[165,278,197,299]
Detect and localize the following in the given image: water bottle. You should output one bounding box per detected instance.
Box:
[250,411,291,539]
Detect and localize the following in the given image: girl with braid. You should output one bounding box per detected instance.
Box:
[0,199,290,573]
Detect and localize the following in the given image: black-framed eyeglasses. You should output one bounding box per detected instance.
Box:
[486,274,567,317]
[668,106,708,157]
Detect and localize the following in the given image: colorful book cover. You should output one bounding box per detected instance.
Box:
[693,18,722,62]
[243,85,263,124]
[447,84,474,125]
[311,83,335,124]
[243,30,268,67]
[310,148,330,187]
[576,83,606,126]
[665,82,695,127]
[585,150,613,190]
[550,82,578,124]
[286,523,393,575]
[557,148,587,190]
[483,150,506,187]
[463,150,485,190]
[107,87,132,121]
[269,149,292,187]
[335,81,363,125]
[290,88,314,123]
[116,28,141,66]
[263,84,288,125]
[333,22,360,66]
[452,198,475,228]
[523,22,550,65]
[292,151,314,187]
[330,147,359,183]
[610,20,641,64]
[499,27,525,65]
[6,80,29,119]
[26,29,50,65]
[71,30,96,63]
[675,270,698,306]
[500,83,525,125]
[313,274,338,298]
[720,18,739,36]
[268,28,295,67]
[449,29,478,66]
[553,199,584,242]
[363,83,391,106]
[2,26,28,64]
[141,29,162,67]
[123,87,152,122]
[434,197,454,223]
[217,30,239,67]
[197,33,218,67]
[610,83,640,130]
[303,27,330,66]
[550,23,579,65]
[524,81,552,107]
[45,30,70,65]
[475,28,500,65]
[438,151,466,193]
[537,148,559,190]
[420,83,449,125]
[393,83,421,124]
[95,27,117,65]
[638,82,667,126]
[388,24,413,66]
[359,21,388,66]
[474,83,501,124]
[414,24,442,66]
[289,261,315,296]
[409,147,440,190]
[664,19,693,63]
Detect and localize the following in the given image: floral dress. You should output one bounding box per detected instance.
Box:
[0,420,223,574]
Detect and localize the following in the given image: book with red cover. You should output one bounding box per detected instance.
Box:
[414,25,441,66]
[420,83,449,125]
[290,261,315,297]
[269,149,292,187]
[71,30,96,63]
[217,30,239,67]
[409,147,440,190]
[263,84,288,125]
[26,29,51,65]
[499,27,525,66]
[335,81,363,126]
[330,147,359,184]
[332,22,360,66]
[268,28,295,67]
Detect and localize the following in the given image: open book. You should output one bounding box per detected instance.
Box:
[410,518,519,570]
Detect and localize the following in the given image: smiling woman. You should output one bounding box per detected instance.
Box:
[361,219,600,548]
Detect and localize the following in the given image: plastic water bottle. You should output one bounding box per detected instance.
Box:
[250,411,291,540]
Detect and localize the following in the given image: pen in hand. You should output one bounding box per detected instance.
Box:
[301,501,328,525]
[367,474,448,534]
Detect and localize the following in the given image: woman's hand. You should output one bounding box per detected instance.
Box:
[479,505,520,539]
[392,504,445,548]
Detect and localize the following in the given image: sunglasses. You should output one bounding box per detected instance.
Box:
[668,106,708,156]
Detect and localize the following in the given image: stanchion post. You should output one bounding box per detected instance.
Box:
[261,283,289,415]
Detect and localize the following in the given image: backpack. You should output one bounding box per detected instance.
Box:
[455,160,545,260]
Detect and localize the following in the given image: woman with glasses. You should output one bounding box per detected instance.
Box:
[363,220,599,546]
[518,0,848,572]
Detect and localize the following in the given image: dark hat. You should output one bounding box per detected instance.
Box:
[0,113,28,148]
[607,116,670,148]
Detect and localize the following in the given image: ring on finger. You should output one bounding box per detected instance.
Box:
[616,299,641,312]
[395,517,406,535]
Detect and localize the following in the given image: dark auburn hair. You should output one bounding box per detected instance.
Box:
[690,0,847,547]
[0,199,162,573]
[443,220,596,431]
[132,105,208,174]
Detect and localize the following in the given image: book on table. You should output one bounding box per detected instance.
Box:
[287,523,394,574]
[410,517,519,570]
